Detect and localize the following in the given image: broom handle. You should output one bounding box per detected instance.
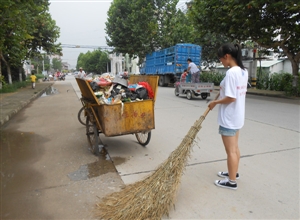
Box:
[202,92,220,118]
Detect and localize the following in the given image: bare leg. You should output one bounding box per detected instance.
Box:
[221,131,240,181]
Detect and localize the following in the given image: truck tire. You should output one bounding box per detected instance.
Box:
[158,76,165,87]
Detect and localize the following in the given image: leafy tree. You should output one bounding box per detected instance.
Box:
[160,9,197,48]
[76,53,88,71]
[105,0,180,61]
[43,55,51,72]
[31,54,51,74]
[0,0,61,86]
[52,58,62,71]
[76,49,110,74]
[189,0,300,80]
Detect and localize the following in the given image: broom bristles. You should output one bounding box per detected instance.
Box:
[95,113,207,220]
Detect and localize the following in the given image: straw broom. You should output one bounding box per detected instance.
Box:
[95,93,220,220]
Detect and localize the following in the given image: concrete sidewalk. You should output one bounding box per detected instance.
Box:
[0,81,299,127]
[0,82,53,127]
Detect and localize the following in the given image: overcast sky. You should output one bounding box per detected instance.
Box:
[49,0,188,69]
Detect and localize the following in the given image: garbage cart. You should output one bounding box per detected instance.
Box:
[76,75,159,155]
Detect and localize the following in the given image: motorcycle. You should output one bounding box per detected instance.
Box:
[43,76,50,81]
[58,74,66,81]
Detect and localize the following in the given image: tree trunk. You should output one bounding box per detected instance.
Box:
[19,66,22,82]
[291,59,299,87]
[277,43,299,88]
[0,59,2,90]
[7,65,12,84]
[0,51,12,84]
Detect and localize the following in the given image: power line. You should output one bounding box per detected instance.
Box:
[61,44,114,50]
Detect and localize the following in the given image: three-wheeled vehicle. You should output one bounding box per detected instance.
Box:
[174,79,214,100]
[76,75,159,155]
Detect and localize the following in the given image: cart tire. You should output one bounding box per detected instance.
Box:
[201,93,208,100]
[78,107,86,126]
[86,114,100,155]
[135,131,151,146]
[186,91,193,100]
[174,88,179,96]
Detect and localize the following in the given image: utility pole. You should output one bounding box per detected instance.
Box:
[251,44,258,89]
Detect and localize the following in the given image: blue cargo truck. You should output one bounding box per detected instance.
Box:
[139,43,202,86]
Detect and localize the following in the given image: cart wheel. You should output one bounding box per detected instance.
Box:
[174,88,179,96]
[201,93,208,100]
[135,131,151,146]
[186,91,193,100]
[86,114,100,155]
[78,106,86,126]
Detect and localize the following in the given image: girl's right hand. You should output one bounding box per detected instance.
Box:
[208,101,217,110]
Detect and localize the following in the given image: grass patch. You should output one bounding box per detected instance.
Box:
[0,81,30,93]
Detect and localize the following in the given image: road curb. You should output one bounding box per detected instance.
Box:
[213,89,299,100]
[0,83,54,127]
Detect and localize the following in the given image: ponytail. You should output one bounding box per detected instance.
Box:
[217,43,245,70]
[234,44,245,70]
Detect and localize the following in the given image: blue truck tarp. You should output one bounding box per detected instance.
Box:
[140,43,202,75]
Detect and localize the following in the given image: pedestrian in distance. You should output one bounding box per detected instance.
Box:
[123,68,128,77]
[78,67,86,79]
[208,43,248,190]
[30,72,37,89]
[187,58,200,83]
[180,69,188,82]
[121,68,129,79]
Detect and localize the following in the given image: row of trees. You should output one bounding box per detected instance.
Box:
[76,49,110,74]
[105,0,299,81]
[0,0,62,87]
[30,55,62,74]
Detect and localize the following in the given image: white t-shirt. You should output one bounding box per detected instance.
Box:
[78,70,86,79]
[218,66,248,129]
[188,62,199,74]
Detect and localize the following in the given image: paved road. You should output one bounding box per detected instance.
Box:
[96,82,299,219]
[1,75,299,219]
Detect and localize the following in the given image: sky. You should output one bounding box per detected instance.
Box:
[49,0,189,69]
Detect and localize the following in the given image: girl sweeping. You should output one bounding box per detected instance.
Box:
[208,43,248,190]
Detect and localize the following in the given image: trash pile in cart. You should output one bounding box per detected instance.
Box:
[84,73,154,105]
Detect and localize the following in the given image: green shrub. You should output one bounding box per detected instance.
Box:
[269,73,283,91]
[26,73,44,81]
[268,72,298,96]
[0,81,30,93]
[256,69,270,90]
[200,71,225,86]
[0,75,7,87]
[201,70,300,97]
[281,73,293,95]
[297,73,300,96]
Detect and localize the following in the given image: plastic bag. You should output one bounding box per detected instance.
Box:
[135,87,148,100]
[89,81,100,92]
